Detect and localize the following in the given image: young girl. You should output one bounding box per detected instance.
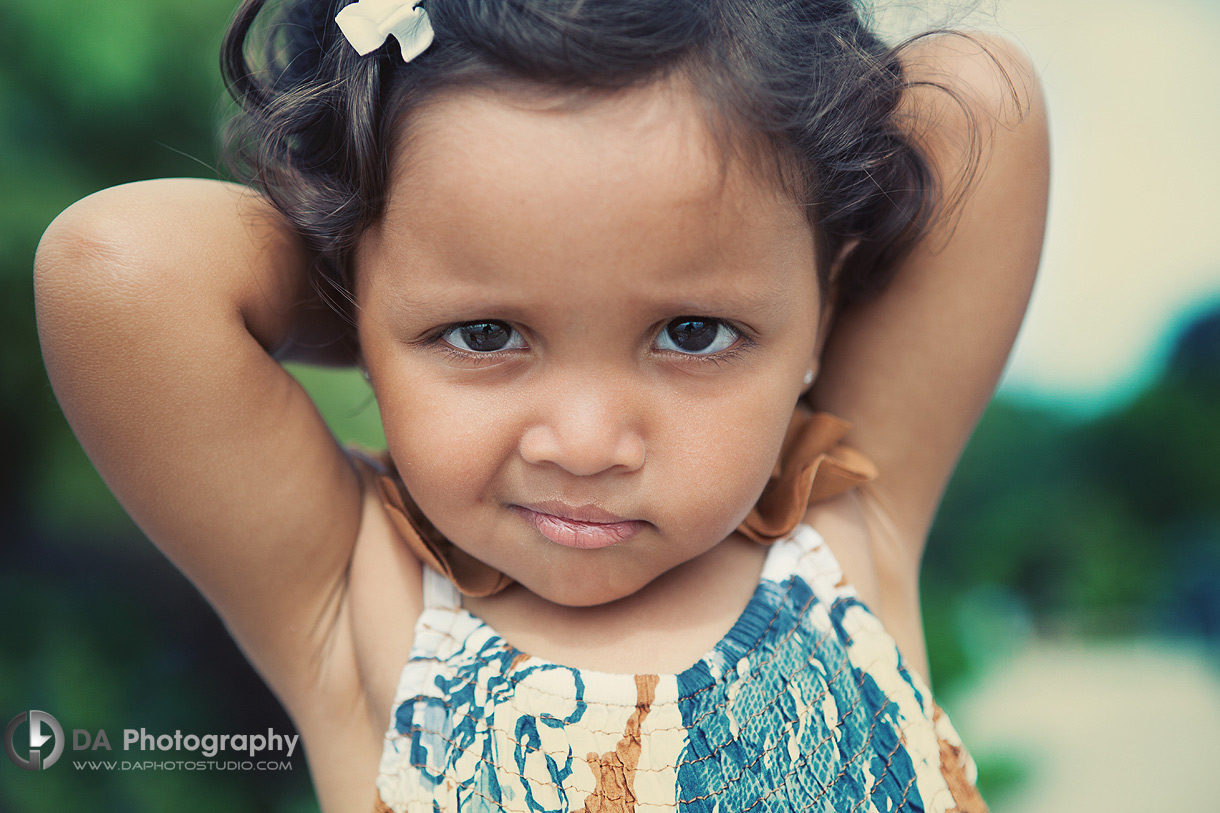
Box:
[34,0,1048,810]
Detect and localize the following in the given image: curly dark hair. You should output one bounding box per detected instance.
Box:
[222,0,951,317]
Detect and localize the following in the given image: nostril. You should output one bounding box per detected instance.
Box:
[615,433,646,472]
[518,424,561,467]
[518,421,644,476]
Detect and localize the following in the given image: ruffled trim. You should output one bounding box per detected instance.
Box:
[736,410,878,544]
[367,409,875,597]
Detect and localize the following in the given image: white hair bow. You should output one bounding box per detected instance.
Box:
[335,0,435,62]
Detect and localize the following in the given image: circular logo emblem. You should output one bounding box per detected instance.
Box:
[5,710,65,771]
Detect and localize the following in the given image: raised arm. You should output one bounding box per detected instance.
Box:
[810,34,1050,557]
[34,178,364,707]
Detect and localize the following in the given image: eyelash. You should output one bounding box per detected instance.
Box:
[422,321,526,367]
[424,318,753,365]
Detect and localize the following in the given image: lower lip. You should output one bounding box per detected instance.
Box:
[512,507,644,550]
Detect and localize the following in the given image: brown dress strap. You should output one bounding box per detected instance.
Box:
[367,409,876,598]
[373,466,514,599]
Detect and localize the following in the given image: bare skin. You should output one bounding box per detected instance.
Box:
[34,35,1047,813]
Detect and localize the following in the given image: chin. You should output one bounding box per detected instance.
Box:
[521,567,649,608]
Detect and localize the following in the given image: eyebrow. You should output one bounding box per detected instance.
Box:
[375,275,523,322]
[366,229,811,327]
[374,273,802,339]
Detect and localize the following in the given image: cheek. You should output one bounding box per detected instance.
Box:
[656,387,793,538]
[375,376,519,505]
[360,312,516,485]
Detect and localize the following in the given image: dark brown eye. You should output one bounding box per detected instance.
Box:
[441,322,524,353]
[657,318,737,355]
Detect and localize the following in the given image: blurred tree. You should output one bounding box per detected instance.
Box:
[924,304,1220,693]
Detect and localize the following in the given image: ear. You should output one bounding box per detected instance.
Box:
[829,237,861,283]
[806,238,860,389]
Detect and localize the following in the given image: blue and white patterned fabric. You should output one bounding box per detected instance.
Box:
[374,525,986,812]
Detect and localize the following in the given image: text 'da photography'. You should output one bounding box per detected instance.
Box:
[3,707,307,807]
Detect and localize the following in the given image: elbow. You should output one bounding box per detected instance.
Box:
[37,188,142,323]
[33,184,178,390]
[34,180,213,340]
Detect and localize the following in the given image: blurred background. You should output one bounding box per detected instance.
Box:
[2,0,1217,810]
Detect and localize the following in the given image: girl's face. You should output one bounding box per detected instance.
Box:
[356,82,822,607]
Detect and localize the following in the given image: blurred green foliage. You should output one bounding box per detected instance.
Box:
[924,348,1220,698]
[1,1,322,809]
[922,350,1220,804]
[2,0,1218,810]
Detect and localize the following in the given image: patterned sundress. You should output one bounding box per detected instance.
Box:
[371,522,987,812]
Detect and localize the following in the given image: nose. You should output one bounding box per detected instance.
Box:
[518,379,646,477]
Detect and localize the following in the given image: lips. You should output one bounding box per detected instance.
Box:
[511,502,645,550]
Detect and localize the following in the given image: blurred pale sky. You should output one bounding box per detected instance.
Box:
[884,0,1220,414]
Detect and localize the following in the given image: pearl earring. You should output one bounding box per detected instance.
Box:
[803,369,814,387]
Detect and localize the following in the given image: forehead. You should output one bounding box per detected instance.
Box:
[359,81,814,308]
